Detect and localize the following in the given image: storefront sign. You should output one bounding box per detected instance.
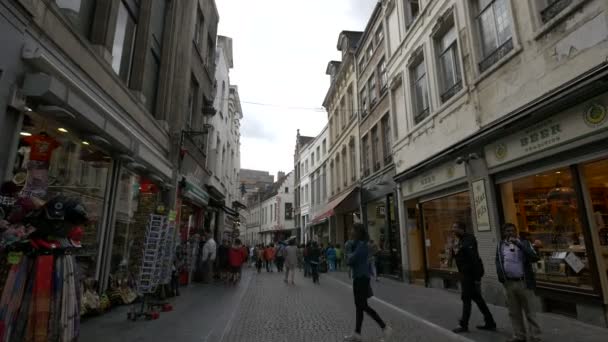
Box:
[182,177,210,207]
[485,98,608,168]
[401,161,466,198]
[472,179,491,232]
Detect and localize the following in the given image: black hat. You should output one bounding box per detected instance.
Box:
[45,195,67,220]
[64,198,88,224]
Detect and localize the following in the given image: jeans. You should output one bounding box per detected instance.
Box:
[460,277,495,328]
[310,263,319,283]
[328,258,336,272]
[304,260,311,277]
[266,260,273,272]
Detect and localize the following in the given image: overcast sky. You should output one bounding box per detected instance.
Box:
[216,0,376,179]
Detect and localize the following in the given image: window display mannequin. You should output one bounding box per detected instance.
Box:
[19,132,60,199]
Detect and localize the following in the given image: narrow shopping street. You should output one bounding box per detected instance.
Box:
[80,268,608,342]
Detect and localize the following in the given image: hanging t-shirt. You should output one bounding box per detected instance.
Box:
[23,135,60,162]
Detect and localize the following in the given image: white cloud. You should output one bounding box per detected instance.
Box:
[216,0,376,175]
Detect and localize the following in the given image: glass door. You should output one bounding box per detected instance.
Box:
[405,199,426,285]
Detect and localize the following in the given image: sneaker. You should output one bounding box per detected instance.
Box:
[344,333,362,341]
[452,326,469,333]
[382,325,393,339]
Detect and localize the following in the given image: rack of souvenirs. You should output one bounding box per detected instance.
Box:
[0,191,88,342]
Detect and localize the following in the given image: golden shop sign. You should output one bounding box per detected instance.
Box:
[485,96,608,168]
[401,161,466,198]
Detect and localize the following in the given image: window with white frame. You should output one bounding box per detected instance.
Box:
[322,139,327,155]
[349,139,356,181]
[371,126,380,172]
[335,156,341,191]
[362,135,370,176]
[340,97,347,128]
[358,57,366,73]
[311,152,315,166]
[368,74,377,106]
[381,114,392,164]
[367,44,374,60]
[539,0,573,23]
[403,0,421,28]
[475,0,513,72]
[435,20,462,102]
[378,57,388,91]
[410,55,430,124]
[342,148,348,186]
[316,146,320,161]
[360,87,368,115]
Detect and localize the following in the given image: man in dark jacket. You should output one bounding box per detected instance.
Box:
[496,223,542,342]
[451,222,496,333]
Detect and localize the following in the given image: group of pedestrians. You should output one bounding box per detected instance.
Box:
[196,230,249,286]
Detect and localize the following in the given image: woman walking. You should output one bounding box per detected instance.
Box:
[344,223,392,341]
[309,242,321,284]
[255,244,264,273]
[284,239,298,285]
[326,244,337,272]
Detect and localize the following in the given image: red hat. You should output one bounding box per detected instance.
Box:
[68,226,83,247]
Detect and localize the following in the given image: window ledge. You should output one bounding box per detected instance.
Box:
[533,0,589,40]
[473,45,523,86]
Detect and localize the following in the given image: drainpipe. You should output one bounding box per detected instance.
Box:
[396,185,409,283]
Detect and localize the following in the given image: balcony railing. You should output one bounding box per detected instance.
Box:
[541,0,572,23]
[440,81,463,103]
[479,38,513,73]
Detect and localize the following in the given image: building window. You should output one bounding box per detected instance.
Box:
[194,9,204,47]
[322,139,327,155]
[475,0,513,72]
[404,0,421,27]
[305,159,309,173]
[305,184,309,203]
[349,139,356,181]
[342,149,348,187]
[367,45,374,60]
[368,74,377,106]
[187,76,199,130]
[330,161,335,195]
[285,187,289,193]
[311,176,315,205]
[340,97,347,128]
[371,126,380,172]
[378,57,388,92]
[316,146,320,161]
[207,34,215,67]
[112,0,138,83]
[311,152,315,166]
[375,24,384,44]
[55,0,97,38]
[285,203,293,219]
[381,115,392,164]
[540,0,573,23]
[435,22,462,103]
[362,135,370,177]
[316,171,321,204]
[411,56,430,124]
[348,86,356,118]
[322,165,327,200]
[360,87,368,116]
[336,156,341,192]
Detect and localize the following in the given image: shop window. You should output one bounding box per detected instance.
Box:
[55,0,97,38]
[500,167,593,291]
[581,159,608,287]
[421,192,472,272]
[112,0,138,83]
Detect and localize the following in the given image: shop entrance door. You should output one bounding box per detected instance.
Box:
[405,200,426,285]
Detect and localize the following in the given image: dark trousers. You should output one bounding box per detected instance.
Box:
[265,260,273,272]
[170,272,180,296]
[276,257,284,272]
[354,277,385,334]
[460,277,495,327]
[310,263,319,283]
[256,259,263,273]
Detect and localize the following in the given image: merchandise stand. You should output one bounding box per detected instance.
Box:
[128,215,175,321]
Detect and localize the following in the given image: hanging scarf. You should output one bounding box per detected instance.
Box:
[30,255,53,342]
[60,255,79,342]
[48,256,63,342]
[14,261,35,342]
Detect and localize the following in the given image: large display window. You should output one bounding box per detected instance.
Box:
[109,169,141,275]
[499,166,596,291]
[421,191,472,272]
[13,112,112,279]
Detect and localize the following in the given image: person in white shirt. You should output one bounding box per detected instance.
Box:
[201,230,217,283]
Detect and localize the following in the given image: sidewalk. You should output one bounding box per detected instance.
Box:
[326,271,607,342]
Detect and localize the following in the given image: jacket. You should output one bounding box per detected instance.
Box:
[228,246,247,267]
[202,238,217,262]
[496,239,539,289]
[348,240,370,279]
[453,233,484,280]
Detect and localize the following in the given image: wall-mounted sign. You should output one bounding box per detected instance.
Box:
[401,161,466,198]
[472,179,490,232]
[485,96,608,168]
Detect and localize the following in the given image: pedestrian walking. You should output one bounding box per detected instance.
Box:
[284,239,298,285]
[264,244,275,272]
[496,223,542,342]
[228,239,248,285]
[368,240,379,282]
[326,244,337,272]
[309,241,321,284]
[217,239,230,283]
[451,222,496,333]
[345,235,355,279]
[201,230,217,284]
[297,244,304,271]
[304,241,311,277]
[275,242,286,272]
[255,244,264,273]
[344,223,392,342]
[335,244,343,271]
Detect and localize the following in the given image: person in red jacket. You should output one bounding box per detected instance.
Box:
[228,239,248,284]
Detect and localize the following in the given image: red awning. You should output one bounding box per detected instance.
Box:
[311,187,358,224]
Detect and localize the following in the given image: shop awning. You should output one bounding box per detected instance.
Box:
[311,187,359,224]
[182,179,210,207]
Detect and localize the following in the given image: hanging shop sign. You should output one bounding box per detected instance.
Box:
[471,179,491,232]
[401,161,466,198]
[485,96,608,168]
[182,178,209,207]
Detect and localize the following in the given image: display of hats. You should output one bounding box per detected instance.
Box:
[7,197,40,223]
[44,195,68,220]
[68,226,83,248]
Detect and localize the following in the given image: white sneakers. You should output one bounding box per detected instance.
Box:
[343,333,362,341]
[344,325,393,342]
